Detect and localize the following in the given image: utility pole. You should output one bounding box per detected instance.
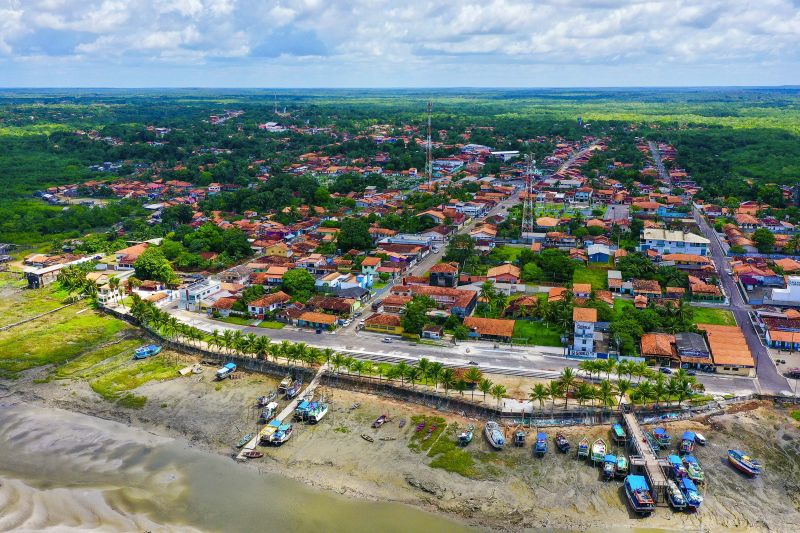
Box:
[426,101,433,190]
[521,154,536,242]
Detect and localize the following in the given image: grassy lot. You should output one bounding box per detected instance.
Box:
[512,320,563,347]
[691,307,737,326]
[791,410,800,422]
[0,305,133,378]
[490,245,526,262]
[213,315,256,326]
[0,274,74,328]
[572,263,612,290]
[257,320,285,329]
[50,338,143,380]
[427,422,477,477]
[90,357,183,408]
[408,414,447,453]
[613,298,636,318]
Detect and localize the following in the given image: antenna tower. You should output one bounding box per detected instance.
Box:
[425,101,433,189]
[521,154,536,241]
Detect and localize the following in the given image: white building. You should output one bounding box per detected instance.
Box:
[571,307,597,357]
[639,228,710,256]
[178,278,221,311]
[770,276,800,305]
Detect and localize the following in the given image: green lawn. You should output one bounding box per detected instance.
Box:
[90,357,183,407]
[613,299,636,319]
[512,320,564,347]
[257,320,285,329]
[572,263,612,290]
[692,307,737,326]
[51,338,143,380]
[490,245,525,262]
[0,274,73,328]
[214,315,256,326]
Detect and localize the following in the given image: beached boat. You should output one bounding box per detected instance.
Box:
[259,420,281,444]
[515,430,527,447]
[591,438,606,464]
[680,477,703,511]
[285,380,302,399]
[372,414,388,428]
[458,424,475,446]
[294,400,311,421]
[695,432,707,446]
[611,423,627,444]
[307,403,328,424]
[269,423,293,445]
[624,475,655,516]
[653,427,671,446]
[236,433,253,448]
[534,432,547,456]
[424,425,437,441]
[361,433,374,443]
[728,449,762,476]
[683,454,705,483]
[277,375,292,394]
[616,455,629,478]
[256,391,277,407]
[679,431,696,454]
[485,421,505,450]
[667,479,687,510]
[645,431,661,452]
[577,437,590,459]
[415,422,425,432]
[399,419,406,429]
[241,450,263,459]
[133,344,161,360]
[555,433,571,453]
[260,401,279,422]
[602,454,617,480]
[668,454,688,479]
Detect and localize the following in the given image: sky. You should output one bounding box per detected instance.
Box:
[0,0,799,88]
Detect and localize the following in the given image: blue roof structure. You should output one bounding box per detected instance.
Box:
[626,475,650,491]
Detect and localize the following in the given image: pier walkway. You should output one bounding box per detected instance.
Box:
[238,364,328,457]
[623,409,668,504]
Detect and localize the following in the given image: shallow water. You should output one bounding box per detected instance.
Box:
[0,403,470,532]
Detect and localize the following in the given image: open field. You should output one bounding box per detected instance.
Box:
[0,273,72,328]
[572,263,611,290]
[691,307,737,326]
[513,319,563,347]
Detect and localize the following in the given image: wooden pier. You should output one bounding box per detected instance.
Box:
[622,409,668,505]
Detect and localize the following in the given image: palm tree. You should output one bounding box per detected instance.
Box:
[675,378,694,406]
[360,361,373,377]
[331,353,346,374]
[322,348,335,367]
[440,368,455,396]
[405,366,421,389]
[575,383,593,408]
[478,378,493,403]
[529,383,550,412]
[635,381,655,408]
[209,329,221,352]
[548,380,563,414]
[427,362,444,390]
[578,360,597,380]
[350,359,365,377]
[598,380,616,411]
[231,330,244,355]
[652,373,667,408]
[464,367,483,400]
[616,379,632,409]
[490,384,507,408]
[395,362,410,387]
[253,336,270,360]
[631,361,649,384]
[602,358,616,380]
[616,360,630,382]
[245,333,258,355]
[417,358,431,385]
[454,380,468,397]
[559,367,577,407]
[108,276,121,307]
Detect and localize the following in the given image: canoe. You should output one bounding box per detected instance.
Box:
[236,433,253,448]
[361,433,374,443]
[241,450,263,459]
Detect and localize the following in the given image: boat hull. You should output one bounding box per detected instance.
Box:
[728,455,761,476]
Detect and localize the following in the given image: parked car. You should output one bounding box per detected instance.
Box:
[659,367,672,374]
[382,337,393,343]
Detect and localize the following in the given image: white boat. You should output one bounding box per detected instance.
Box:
[270,423,293,445]
[485,421,505,449]
[667,479,687,510]
[277,375,292,393]
[694,432,707,446]
[307,403,328,424]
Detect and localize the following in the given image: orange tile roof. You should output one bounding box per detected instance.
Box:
[365,313,402,327]
[463,316,515,338]
[698,324,754,367]
[640,333,676,357]
[298,311,337,325]
[572,283,592,294]
[572,307,597,322]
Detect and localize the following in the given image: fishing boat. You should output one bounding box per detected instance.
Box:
[683,454,705,483]
[577,437,590,459]
[259,420,281,444]
[307,403,328,424]
[256,391,277,407]
[624,475,655,516]
[602,454,617,480]
[294,400,311,421]
[285,380,302,399]
[241,450,264,459]
[679,431,696,454]
[235,433,253,448]
[680,477,703,511]
[668,454,688,479]
[415,422,426,432]
[277,375,292,393]
[694,432,707,446]
[484,421,505,450]
[645,431,661,452]
[616,455,629,478]
[424,425,437,441]
[514,430,527,447]
[458,424,475,446]
[667,479,687,510]
[133,344,161,360]
[361,433,374,443]
[611,423,627,444]
[534,432,547,456]
[728,449,762,476]
[591,438,606,464]
[269,423,293,445]
[399,419,407,429]
[260,401,279,422]
[555,433,571,453]
[653,427,671,446]
[372,414,388,428]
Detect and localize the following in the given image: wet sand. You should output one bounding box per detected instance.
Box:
[3,362,800,532]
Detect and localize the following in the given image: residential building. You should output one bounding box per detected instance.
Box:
[364,313,404,335]
[463,316,515,342]
[179,278,221,311]
[486,263,521,284]
[639,228,709,256]
[248,291,291,318]
[389,285,477,318]
[571,307,597,357]
[429,262,459,288]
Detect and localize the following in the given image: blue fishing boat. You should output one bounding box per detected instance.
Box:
[577,438,590,459]
[668,454,688,479]
[514,430,527,447]
[307,402,328,424]
[616,455,629,478]
[602,454,617,480]
[679,431,696,454]
[285,380,302,399]
[683,454,705,484]
[728,449,762,476]
[653,427,671,446]
[555,433,570,453]
[259,401,278,422]
[611,423,626,444]
[667,479,687,510]
[294,400,311,421]
[484,421,505,450]
[458,424,475,446]
[260,419,281,444]
[680,477,703,511]
[534,432,547,456]
[624,475,655,516]
[270,423,293,445]
[133,344,161,359]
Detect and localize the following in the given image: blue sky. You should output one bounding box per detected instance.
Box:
[1,0,798,87]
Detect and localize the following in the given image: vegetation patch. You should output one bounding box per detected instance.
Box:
[117,393,147,409]
[257,320,285,329]
[407,414,447,453]
[572,264,611,290]
[0,278,74,328]
[51,338,142,380]
[513,320,563,347]
[427,423,477,478]
[90,357,182,402]
[789,410,800,423]
[691,307,736,326]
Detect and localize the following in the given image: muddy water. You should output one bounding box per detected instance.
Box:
[0,403,470,532]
